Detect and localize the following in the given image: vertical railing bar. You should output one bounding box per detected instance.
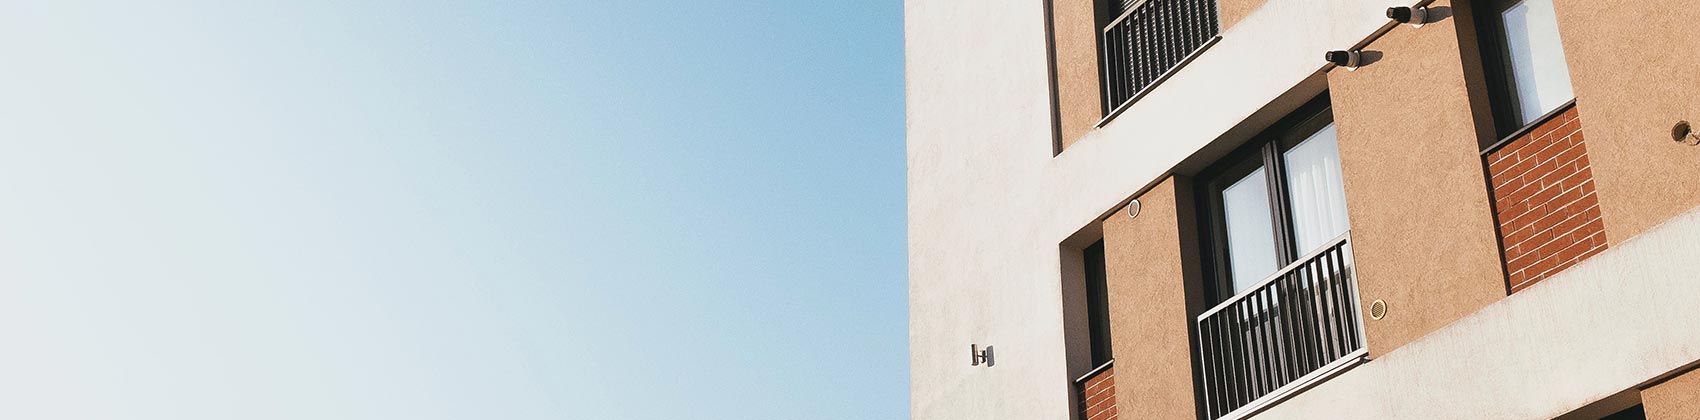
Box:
[1320,246,1339,360]
[1329,246,1352,358]
[1164,0,1177,81]
[1226,302,1243,409]
[1298,260,1326,372]
[1110,26,1122,109]
[1123,22,1133,105]
[1280,268,1303,380]
[1279,272,1300,382]
[1239,294,1257,403]
[1258,287,1277,396]
[1200,316,1216,418]
[1250,290,1269,398]
[1136,9,1150,91]
[1272,276,1290,386]
[1333,242,1359,353]
[1345,242,1367,349]
[1211,313,1229,418]
[1100,29,1111,114]
[1197,315,1213,418]
[1314,249,1339,362]
[1246,290,1263,399]
[1220,308,1236,413]
[1302,257,1325,372]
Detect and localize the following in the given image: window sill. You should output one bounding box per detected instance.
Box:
[1481,98,1578,155]
[1096,35,1223,129]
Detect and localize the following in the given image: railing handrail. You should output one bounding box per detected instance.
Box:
[1073,359,1116,385]
[1197,232,1353,321]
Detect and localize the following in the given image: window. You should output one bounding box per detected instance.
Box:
[1199,97,1349,301]
[1476,0,1576,135]
[1193,96,1362,419]
[1083,241,1113,366]
[1599,404,1645,420]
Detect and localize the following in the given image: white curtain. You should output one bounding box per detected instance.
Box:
[1283,124,1351,255]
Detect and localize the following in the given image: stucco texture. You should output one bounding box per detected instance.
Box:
[1052,0,1102,149]
[1325,0,1507,358]
[1550,0,1700,245]
[1645,369,1700,420]
[1101,178,1204,420]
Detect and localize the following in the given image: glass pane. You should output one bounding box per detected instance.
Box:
[1283,123,1351,254]
[1222,167,1279,294]
[1500,0,1574,125]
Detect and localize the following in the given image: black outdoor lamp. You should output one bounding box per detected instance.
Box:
[1387,6,1428,27]
[1326,50,1362,69]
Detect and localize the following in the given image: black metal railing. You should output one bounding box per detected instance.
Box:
[1195,234,1365,419]
[1099,0,1220,116]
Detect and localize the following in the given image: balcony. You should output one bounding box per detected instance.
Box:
[1195,233,1367,419]
[1098,0,1221,123]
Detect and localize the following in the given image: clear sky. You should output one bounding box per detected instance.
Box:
[0,1,906,419]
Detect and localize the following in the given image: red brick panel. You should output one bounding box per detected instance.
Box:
[1078,366,1117,420]
[1484,105,1608,293]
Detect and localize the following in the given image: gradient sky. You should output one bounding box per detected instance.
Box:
[0,1,906,419]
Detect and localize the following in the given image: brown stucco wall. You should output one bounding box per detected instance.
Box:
[1325,0,1507,358]
[1644,369,1700,420]
[1549,0,1700,244]
[1101,177,1205,420]
[1051,0,1102,150]
[1216,0,1268,32]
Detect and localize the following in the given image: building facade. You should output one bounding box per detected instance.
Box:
[906,0,1700,419]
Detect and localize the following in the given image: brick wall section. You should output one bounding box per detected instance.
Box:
[1485,105,1608,292]
[1078,366,1117,420]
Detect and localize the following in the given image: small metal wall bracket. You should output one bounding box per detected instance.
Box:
[970,344,995,367]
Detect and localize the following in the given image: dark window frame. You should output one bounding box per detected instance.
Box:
[1082,240,1114,366]
[1472,0,1575,141]
[1195,95,1336,304]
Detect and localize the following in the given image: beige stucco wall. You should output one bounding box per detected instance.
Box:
[1550,0,1700,245]
[1645,369,1700,420]
[1052,0,1102,149]
[1101,178,1204,420]
[908,0,1399,418]
[1325,0,1506,358]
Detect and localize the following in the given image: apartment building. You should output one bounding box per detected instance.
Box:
[905,0,1700,419]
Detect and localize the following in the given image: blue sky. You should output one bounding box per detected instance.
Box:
[0,1,906,419]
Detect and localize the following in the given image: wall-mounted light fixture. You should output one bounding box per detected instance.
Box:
[1387,6,1428,27]
[1326,50,1363,70]
[970,344,994,367]
[1127,199,1142,219]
